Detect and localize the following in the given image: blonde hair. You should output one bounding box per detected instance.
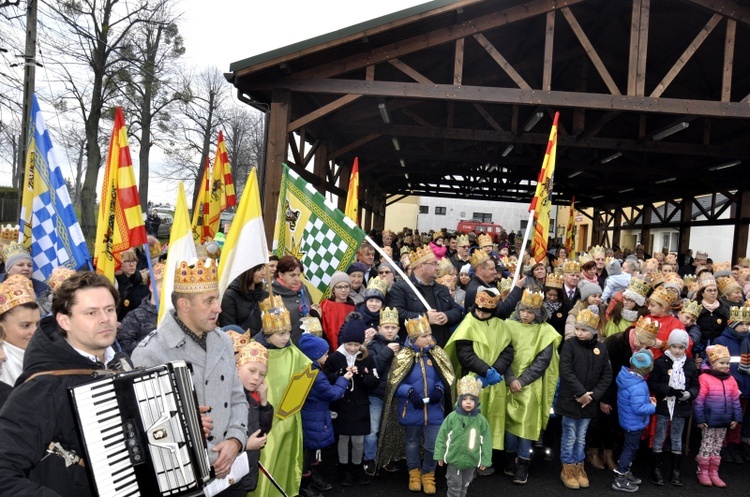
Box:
[121,249,137,262]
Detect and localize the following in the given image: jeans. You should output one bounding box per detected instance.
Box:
[505,432,533,460]
[652,415,686,453]
[404,424,440,473]
[616,429,643,474]
[560,417,592,464]
[364,396,383,461]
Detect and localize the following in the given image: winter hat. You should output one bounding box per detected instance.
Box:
[346,262,368,275]
[329,271,351,290]
[2,242,31,273]
[298,332,330,361]
[606,259,622,276]
[378,260,397,276]
[579,282,602,302]
[460,263,472,275]
[363,286,386,304]
[630,349,654,377]
[339,312,367,344]
[667,329,690,350]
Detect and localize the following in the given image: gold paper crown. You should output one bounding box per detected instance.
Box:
[589,245,605,258]
[664,254,678,265]
[649,286,676,307]
[261,307,292,334]
[432,231,444,241]
[150,263,166,282]
[195,242,208,258]
[575,306,601,331]
[0,224,19,243]
[226,329,252,356]
[644,258,659,271]
[149,240,162,258]
[578,253,593,265]
[437,258,455,278]
[520,289,544,309]
[477,233,493,247]
[457,376,482,398]
[259,295,285,312]
[47,266,76,292]
[729,305,750,323]
[663,272,684,288]
[634,315,661,341]
[0,274,36,315]
[683,274,698,285]
[498,277,513,295]
[379,306,400,326]
[474,287,500,310]
[173,259,218,294]
[300,316,323,336]
[717,275,742,297]
[738,257,750,268]
[696,250,709,260]
[367,275,389,294]
[500,256,517,274]
[681,299,703,317]
[563,259,581,274]
[646,271,665,288]
[626,277,652,298]
[707,344,730,364]
[409,245,435,266]
[2,242,29,264]
[552,258,565,269]
[545,273,563,289]
[713,261,732,274]
[699,276,717,289]
[405,314,431,339]
[436,273,457,289]
[470,249,490,268]
[456,234,469,246]
[237,340,268,367]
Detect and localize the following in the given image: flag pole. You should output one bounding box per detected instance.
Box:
[512,211,536,288]
[142,242,160,314]
[365,235,432,311]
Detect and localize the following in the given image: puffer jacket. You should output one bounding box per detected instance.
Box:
[218,277,267,334]
[555,336,612,419]
[367,334,399,399]
[301,363,348,450]
[434,404,492,470]
[647,354,699,418]
[325,351,378,435]
[395,341,449,426]
[272,280,313,346]
[694,369,742,428]
[616,366,656,431]
[713,327,750,397]
[117,295,157,355]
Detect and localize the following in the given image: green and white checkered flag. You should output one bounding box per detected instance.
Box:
[273,164,366,303]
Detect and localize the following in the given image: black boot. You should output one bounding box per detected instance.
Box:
[310,470,332,491]
[338,463,354,487]
[352,463,371,485]
[650,452,664,485]
[503,451,517,476]
[300,478,324,497]
[670,452,683,486]
[512,457,530,485]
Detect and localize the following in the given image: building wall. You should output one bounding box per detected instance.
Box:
[384,196,419,232]
[416,197,546,234]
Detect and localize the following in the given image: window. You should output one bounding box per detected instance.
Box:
[473,212,492,223]
[419,205,429,214]
[435,206,446,215]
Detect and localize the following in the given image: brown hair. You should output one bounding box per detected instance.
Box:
[275,255,303,277]
[0,302,39,323]
[52,272,119,318]
[581,261,597,272]
[240,264,266,293]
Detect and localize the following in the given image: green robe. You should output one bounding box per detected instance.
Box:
[250,344,311,497]
[602,317,634,339]
[504,319,561,441]
[444,313,511,449]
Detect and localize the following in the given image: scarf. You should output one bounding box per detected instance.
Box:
[336,344,361,391]
[724,327,750,375]
[701,298,720,312]
[664,350,686,419]
[543,300,562,317]
[276,276,302,292]
[621,309,639,323]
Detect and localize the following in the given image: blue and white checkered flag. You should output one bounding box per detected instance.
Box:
[19,94,90,282]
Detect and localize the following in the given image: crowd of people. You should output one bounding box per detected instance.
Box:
[0,221,749,496]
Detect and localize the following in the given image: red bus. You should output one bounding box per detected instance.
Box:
[456,220,505,237]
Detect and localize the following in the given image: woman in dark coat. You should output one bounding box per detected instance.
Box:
[115,250,149,321]
[219,263,268,334]
[272,256,313,346]
[694,281,729,355]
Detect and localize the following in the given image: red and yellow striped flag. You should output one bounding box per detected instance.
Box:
[565,196,576,259]
[529,111,559,263]
[191,157,211,243]
[205,131,236,238]
[344,157,359,223]
[94,107,147,281]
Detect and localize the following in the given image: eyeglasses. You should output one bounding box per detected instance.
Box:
[333,285,350,291]
[458,245,470,249]
[423,261,439,266]
[122,260,137,265]
[378,270,392,275]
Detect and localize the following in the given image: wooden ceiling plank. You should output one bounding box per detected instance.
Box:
[682,0,750,26]
[543,10,555,91]
[328,133,381,160]
[722,19,736,103]
[454,38,465,85]
[636,0,650,97]
[560,7,621,96]
[627,0,642,95]
[473,33,532,90]
[287,94,361,133]
[472,103,504,132]
[650,13,723,98]
[388,58,434,84]
[402,108,433,127]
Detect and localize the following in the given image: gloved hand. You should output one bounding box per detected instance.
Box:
[408,389,425,409]
[428,385,444,404]
[679,391,691,402]
[485,367,503,386]
[479,375,491,388]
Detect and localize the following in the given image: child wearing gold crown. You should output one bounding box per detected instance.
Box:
[713,305,750,462]
[646,286,689,360]
[0,275,41,388]
[434,376,492,497]
[502,288,561,484]
[694,345,743,487]
[376,314,455,495]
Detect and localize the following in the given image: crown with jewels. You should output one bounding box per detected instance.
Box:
[0,224,19,244]
[664,253,677,265]
[477,233,493,247]
[717,275,742,297]
[634,315,661,342]
[552,258,565,269]
[729,305,750,324]
[498,277,513,295]
[437,257,455,278]
[698,275,717,289]
[646,271,665,288]
[649,286,676,307]
[367,275,389,295]
[409,245,435,266]
[577,253,593,265]
[0,274,36,315]
[405,314,431,339]
[738,257,750,268]
[680,299,703,317]
[501,256,516,273]
[47,266,77,292]
[520,289,544,309]
[545,273,564,289]
[436,273,457,289]
[644,259,660,272]
[456,234,469,246]
[237,340,268,367]
[713,261,732,276]
[563,259,581,274]
[261,307,292,335]
[475,287,500,311]
[470,248,491,268]
[575,305,601,332]
[589,245,605,258]
[173,259,218,293]
[457,376,482,398]
[626,277,652,298]
[1,242,29,264]
[379,306,400,326]
[683,274,697,285]
[150,263,166,282]
[300,315,323,336]
[226,329,252,356]
[707,344,730,364]
[259,295,285,312]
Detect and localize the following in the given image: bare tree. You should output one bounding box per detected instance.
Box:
[223,104,265,200]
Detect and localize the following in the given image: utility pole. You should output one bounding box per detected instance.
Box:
[17,0,37,189]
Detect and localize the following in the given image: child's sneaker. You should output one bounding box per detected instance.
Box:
[363,460,376,477]
[612,475,639,493]
[625,471,642,485]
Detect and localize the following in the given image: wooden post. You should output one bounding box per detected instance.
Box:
[678,198,692,258]
[732,190,750,262]
[338,162,351,213]
[613,208,622,249]
[263,89,291,243]
[313,142,328,196]
[640,204,652,251]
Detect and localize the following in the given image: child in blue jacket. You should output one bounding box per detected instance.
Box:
[612,349,656,493]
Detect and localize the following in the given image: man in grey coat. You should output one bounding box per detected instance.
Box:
[132,259,249,496]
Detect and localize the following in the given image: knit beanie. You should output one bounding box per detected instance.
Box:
[363,287,385,303]
[329,271,351,290]
[2,243,32,273]
[346,262,368,275]
[460,263,472,275]
[579,282,602,302]
[667,329,690,349]
[339,312,367,344]
[298,332,330,361]
[606,259,622,276]
[630,349,654,377]
[379,260,396,275]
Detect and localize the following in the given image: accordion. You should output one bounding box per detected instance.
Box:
[69,361,213,497]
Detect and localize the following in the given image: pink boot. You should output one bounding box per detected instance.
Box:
[708,456,726,488]
[696,456,712,486]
